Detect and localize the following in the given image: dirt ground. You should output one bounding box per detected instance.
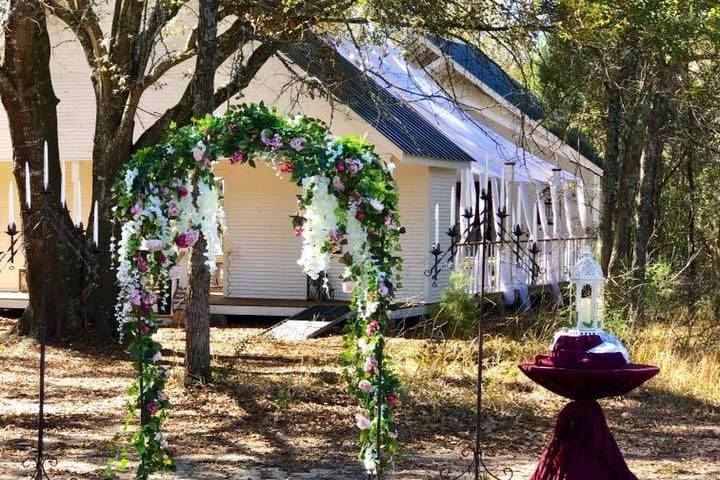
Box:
[1,318,718,479]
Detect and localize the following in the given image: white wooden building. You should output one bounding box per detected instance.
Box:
[0,20,602,317]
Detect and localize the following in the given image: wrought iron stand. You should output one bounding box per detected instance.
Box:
[2,186,96,480]
[427,186,526,479]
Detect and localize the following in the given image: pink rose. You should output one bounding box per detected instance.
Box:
[387,392,399,408]
[290,137,306,152]
[143,239,163,252]
[358,379,374,393]
[158,253,168,266]
[336,161,346,174]
[349,158,362,174]
[176,233,190,248]
[169,265,182,280]
[332,175,345,191]
[146,402,158,416]
[293,225,303,237]
[355,209,366,222]
[230,149,246,165]
[141,322,151,335]
[364,356,377,374]
[178,185,189,198]
[384,215,396,228]
[342,281,354,294]
[355,413,371,430]
[137,256,149,272]
[167,201,180,217]
[366,319,380,337]
[129,290,142,306]
[185,229,199,246]
[279,162,295,173]
[130,203,142,218]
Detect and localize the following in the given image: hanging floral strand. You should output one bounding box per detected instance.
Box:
[111,103,403,478]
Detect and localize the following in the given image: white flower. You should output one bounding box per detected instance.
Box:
[151,351,162,363]
[385,161,396,174]
[363,447,377,474]
[368,198,384,212]
[124,169,138,193]
[296,176,340,280]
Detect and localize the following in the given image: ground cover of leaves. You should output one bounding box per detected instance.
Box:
[1,318,718,479]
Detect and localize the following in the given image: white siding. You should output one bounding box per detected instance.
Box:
[426,166,459,303]
[218,161,307,299]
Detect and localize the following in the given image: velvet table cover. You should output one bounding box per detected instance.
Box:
[519,363,659,480]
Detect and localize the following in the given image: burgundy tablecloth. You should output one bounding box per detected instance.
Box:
[519,364,660,480]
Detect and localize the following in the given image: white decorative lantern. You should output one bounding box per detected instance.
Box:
[570,245,605,333]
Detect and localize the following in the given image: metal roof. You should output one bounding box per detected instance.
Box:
[431,38,602,167]
[282,37,474,163]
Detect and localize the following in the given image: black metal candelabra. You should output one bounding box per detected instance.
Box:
[437,188,514,480]
[2,185,97,480]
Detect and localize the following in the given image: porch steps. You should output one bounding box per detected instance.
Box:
[266,304,352,341]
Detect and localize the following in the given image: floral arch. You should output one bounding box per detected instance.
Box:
[112,103,402,478]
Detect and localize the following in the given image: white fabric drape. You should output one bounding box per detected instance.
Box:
[576,181,588,232]
[536,188,563,305]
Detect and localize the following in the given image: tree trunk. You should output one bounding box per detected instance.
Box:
[630,80,672,325]
[184,0,218,384]
[608,112,645,277]
[1,1,84,338]
[599,85,622,272]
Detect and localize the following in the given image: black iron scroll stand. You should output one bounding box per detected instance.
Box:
[2,185,97,480]
[434,188,513,480]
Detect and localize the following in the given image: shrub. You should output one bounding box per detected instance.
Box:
[427,270,478,339]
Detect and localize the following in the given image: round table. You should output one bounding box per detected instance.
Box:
[519,363,660,480]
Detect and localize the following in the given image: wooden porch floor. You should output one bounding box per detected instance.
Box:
[209,292,347,308]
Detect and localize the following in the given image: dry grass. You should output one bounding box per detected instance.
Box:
[0,317,718,479]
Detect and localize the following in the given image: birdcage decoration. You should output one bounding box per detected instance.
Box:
[570,245,605,332]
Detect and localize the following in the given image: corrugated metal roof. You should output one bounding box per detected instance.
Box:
[431,38,545,121]
[282,37,474,163]
[431,38,602,167]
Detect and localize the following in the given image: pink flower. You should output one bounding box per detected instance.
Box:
[143,239,163,252]
[342,281,354,294]
[290,137,306,152]
[336,161,346,174]
[141,322,151,335]
[355,413,371,430]
[185,229,199,246]
[387,392,399,408]
[330,232,343,244]
[358,380,374,393]
[364,356,378,374]
[130,203,142,218]
[137,256,149,272]
[278,162,295,173]
[260,129,273,145]
[332,175,345,191]
[348,158,363,174]
[129,290,142,306]
[378,282,389,297]
[146,402,158,416]
[178,185,189,198]
[176,229,199,248]
[230,149,246,165]
[140,303,151,314]
[158,253,169,266]
[366,319,380,337]
[167,201,180,217]
[368,198,384,212]
[384,215,396,228]
[169,265,182,280]
[192,147,204,162]
[143,291,157,305]
[355,209,366,222]
[293,225,303,237]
